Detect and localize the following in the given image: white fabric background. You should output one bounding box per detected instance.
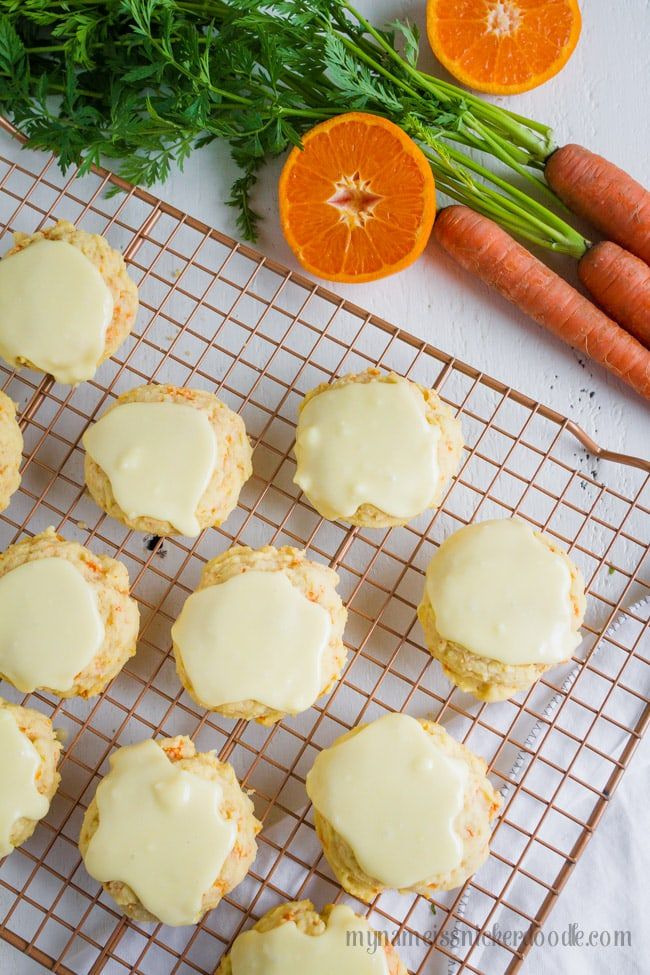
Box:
[2,0,648,971]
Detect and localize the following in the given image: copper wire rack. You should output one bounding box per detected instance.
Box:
[0,116,648,975]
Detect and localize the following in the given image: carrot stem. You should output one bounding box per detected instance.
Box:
[341,1,554,161]
[410,123,588,257]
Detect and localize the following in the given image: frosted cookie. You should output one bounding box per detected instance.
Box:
[215,900,407,975]
[0,220,138,384]
[0,528,140,698]
[172,545,347,725]
[83,384,252,537]
[0,698,62,858]
[79,735,260,926]
[306,712,501,903]
[294,369,463,527]
[418,518,586,702]
[0,390,22,511]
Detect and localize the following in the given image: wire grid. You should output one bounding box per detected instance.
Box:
[0,126,648,975]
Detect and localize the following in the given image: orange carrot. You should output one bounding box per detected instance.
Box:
[546,145,650,265]
[579,242,650,348]
[433,206,650,400]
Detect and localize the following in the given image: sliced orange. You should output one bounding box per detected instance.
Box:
[278,113,436,284]
[426,0,582,95]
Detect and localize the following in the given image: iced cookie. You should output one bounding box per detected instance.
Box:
[418,518,586,701]
[215,900,407,975]
[172,545,347,725]
[0,220,138,384]
[0,528,140,698]
[306,712,501,902]
[83,384,252,537]
[0,390,22,511]
[79,736,260,926]
[0,698,62,858]
[294,369,463,527]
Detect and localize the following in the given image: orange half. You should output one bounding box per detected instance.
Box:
[279,113,436,284]
[427,0,582,95]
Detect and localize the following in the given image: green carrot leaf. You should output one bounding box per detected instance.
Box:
[386,18,420,68]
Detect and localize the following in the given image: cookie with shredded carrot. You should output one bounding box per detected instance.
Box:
[83,384,252,537]
[306,713,501,904]
[0,220,138,383]
[0,528,140,698]
[293,369,463,528]
[418,518,586,701]
[172,545,348,725]
[215,899,408,974]
[79,735,260,925]
[0,697,62,858]
[0,390,22,512]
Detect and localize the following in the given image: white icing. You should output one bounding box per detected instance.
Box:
[83,739,237,926]
[0,239,113,384]
[0,557,104,693]
[0,709,50,858]
[425,518,581,665]
[294,378,441,520]
[230,904,390,975]
[306,712,468,888]
[83,400,218,536]
[172,570,332,713]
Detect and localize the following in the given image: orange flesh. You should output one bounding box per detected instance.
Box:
[427,0,582,95]
[279,113,436,283]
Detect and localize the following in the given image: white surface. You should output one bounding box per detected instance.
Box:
[1,0,648,972]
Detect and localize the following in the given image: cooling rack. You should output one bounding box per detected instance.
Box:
[0,116,648,975]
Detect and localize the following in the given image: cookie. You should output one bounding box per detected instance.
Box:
[215,900,408,974]
[0,698,62,858]
[0,220,137,384]
[294,369,463,527]
[0,528,139,698]
[173,545,347,724]
[0,390,21,512]
[306,712,501,902]
[418,518,586,701]
[79,736,260,925]
[83,384,252,536]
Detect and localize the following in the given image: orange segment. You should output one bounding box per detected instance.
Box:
[279,113,436,283]
[426,0,581,95]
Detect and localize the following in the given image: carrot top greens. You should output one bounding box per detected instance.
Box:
[0,0,588,256]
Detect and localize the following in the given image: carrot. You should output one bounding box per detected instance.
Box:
[579,242,650,348]
[432,206,650,400]
[545,145,650,265]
